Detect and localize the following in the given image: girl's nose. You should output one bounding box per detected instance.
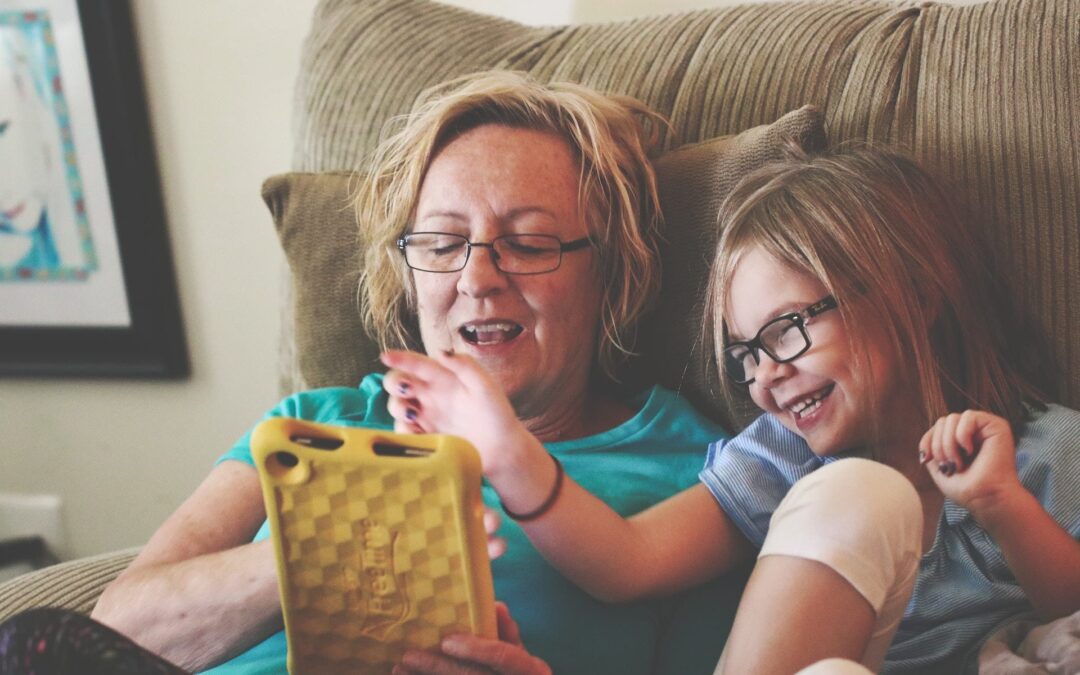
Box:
[752,352,793,388]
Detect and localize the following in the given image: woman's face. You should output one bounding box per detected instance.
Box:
[411,124,603,415]
[726,245,916,457]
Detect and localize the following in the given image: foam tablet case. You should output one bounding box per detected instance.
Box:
[251,417,497,674]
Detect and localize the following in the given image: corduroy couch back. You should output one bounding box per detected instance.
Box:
[282,0,1078,424]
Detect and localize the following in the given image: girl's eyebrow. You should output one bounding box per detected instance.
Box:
[729,300,814,342]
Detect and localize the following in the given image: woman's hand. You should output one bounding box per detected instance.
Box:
[381,350,535,478]
[918,410,1024,516]
[393,603,552,675]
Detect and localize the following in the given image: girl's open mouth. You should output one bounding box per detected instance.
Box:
[789,384,835,422]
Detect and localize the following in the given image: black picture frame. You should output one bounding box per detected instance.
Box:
[0,0,188,378]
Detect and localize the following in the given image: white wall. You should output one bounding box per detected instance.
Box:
[1,0,745,561]
[0,0,316,559]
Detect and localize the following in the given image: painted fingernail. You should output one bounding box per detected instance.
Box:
[442,349,455,357]
[405,407,417,421]
[398,381,410,395]
[959,446,972,458]
[918,450,927,463]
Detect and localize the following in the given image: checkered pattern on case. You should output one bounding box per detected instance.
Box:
[275,462,474,672]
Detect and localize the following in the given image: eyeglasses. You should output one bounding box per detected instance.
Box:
[397,232,592,275]
[722,295,839,384]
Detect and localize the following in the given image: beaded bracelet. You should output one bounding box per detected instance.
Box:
[500,454,564,522]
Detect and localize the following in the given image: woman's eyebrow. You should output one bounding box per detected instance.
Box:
[503,206,558,221]
[414,210,467,224]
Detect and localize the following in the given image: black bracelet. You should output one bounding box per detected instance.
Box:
[501,454,564,522]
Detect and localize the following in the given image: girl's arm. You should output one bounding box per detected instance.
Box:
[381,350,755,602]
[920,410,1080,619]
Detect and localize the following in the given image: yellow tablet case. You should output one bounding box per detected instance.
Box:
[251,418,497,674]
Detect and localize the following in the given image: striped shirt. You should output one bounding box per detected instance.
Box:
[699,404,1080,674]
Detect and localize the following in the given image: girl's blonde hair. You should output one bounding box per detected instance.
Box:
[356,70,665,379]
[705,144,1046,431]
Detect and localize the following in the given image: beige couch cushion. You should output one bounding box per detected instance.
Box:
[267,106,825,427]
[286,0,1079,415]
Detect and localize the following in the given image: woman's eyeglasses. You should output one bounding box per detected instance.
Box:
[397,232,592,275]
[723,295,839,384]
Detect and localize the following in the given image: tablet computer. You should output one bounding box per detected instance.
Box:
[251,417,497,674]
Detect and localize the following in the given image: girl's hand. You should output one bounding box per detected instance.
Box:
[918,410,1023,515]
[393,603,552,675]
[484,506,507,561]
[381,350,533,478]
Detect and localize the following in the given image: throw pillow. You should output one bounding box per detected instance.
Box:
[264,104,826,428]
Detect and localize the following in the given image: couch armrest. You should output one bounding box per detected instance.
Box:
[0,548,139,622]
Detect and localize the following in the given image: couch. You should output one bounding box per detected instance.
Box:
[1,0,1076,645]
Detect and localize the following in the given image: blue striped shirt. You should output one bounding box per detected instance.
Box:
[699,404,1080,674]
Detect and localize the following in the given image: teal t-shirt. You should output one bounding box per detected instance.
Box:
[204,375,740,675]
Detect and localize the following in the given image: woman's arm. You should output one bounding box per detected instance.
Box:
[91,461,281,671]
[920,410,1080,619]
[381,350,755,602]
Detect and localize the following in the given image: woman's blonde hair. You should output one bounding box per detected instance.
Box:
[356,70,665,379]
[705,144,1046,431]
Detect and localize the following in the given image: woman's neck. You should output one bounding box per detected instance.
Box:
[519,389,635,443]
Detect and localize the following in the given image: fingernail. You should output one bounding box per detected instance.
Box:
[918,450,927,463]
[441,636,466,654]
[398,381,410,395]
[442,349,454,357]
[405,407,417,421]
[959,446,971,458]
[946,461,957,475]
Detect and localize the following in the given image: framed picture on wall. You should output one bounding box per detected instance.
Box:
[0,0,187,377]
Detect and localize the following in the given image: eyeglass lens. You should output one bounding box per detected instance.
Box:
[723,316,810,383]
[403,233,565,274]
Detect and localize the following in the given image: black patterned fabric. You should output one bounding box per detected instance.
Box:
[0,608,187,675]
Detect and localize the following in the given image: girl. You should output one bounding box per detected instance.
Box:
[382,146,1080,674]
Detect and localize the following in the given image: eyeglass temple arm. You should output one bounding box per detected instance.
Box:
[805,295,838,317]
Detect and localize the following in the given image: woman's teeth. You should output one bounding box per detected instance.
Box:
[460,322,523,345]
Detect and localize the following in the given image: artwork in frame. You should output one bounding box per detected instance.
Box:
[0,0,186,377]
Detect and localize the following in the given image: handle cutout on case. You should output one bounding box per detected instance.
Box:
[289,434,344,450]
[273,451,299,467]
[373,442,434,458]
[264,451,310,485]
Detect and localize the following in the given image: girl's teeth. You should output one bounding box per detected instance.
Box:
[790,386,833,415]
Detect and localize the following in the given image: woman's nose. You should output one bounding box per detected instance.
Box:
[456,245,508,297]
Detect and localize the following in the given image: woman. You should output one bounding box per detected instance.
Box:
[84,71,740,674]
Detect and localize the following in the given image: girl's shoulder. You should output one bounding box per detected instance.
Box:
[706,413,822,475]
[1017,403,1080,460]
[1015,404,1080,530]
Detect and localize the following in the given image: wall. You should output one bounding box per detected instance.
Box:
[0,0,317,559]
[1,0,743,561]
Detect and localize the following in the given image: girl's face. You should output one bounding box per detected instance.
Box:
[726,245,917,457]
